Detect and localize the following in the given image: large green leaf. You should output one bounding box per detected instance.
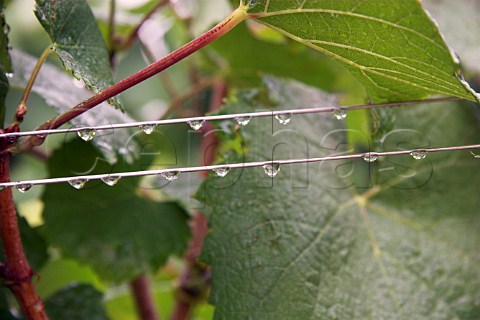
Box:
[199,76,480,319]
[238,0,480,102]
[10,50,137,163]
[211,23,359,92]
[34,0,121,108]
[41,140,191,282]
[44,284,109,320]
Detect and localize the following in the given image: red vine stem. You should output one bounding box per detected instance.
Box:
[0,154,47,319]
[130,275,159,320]
[15,4,249,153]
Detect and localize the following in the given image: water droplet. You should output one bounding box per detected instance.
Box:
[249,0,257,8]
[275,113,292,125]
[3,23,10,34]
[363,153,378,163]
[263,163,280,177]
[161,171,179,181]
[410,150,427,160]
[333,108,347,120]
[77,129,96,142]
[213,167,230,177]
[68,179,87,189]
[5,72,13,79]
[188,120,205,131]
[16,184,32,193]
[140,124,157,135]
[235,116,251,126]
[470,151,480,159]
[0,186,5,192]
[101,176,121,186]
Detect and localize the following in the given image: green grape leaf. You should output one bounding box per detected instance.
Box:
[199,76,480,319]
[10,50,137,164]
[239,0,480,102]
[41,140,191,282]
[44,284,109,320]
[34,0,121,108]
[211,23,359,92]
[0,0,11,73]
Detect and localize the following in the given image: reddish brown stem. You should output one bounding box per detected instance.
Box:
[170,80,227,320]
[130,275,159,320]
[0,154,47,319]
[15,6,247,154]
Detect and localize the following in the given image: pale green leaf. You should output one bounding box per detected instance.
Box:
[10,50,137,164]
[34,0,121,108]
[241,0,479,102]
[199,76,480,319]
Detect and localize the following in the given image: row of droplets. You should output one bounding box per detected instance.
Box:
[11,149,438,193]
[76,110,347,142]
[12,164,278,193]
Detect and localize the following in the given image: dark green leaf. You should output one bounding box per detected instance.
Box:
[41,140,191,282]
[44,284,109,320]
[200,76,480,319]
[241,0,479,102]
[34,0,121,108]
[0,0,11,73]
[10,50,136,163]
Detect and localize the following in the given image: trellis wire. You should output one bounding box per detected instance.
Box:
[0,97,460,139]
[1,143,478,190]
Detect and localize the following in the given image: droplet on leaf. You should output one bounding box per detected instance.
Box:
[68,179,87,189]
[161,171,179,181]
[235,116,251,126]
[213,167,230,177]
[188,120,205,131]
[77,129,96,142]
[5,72,13,79]
[275,113,292,125]
[140,124,157,135]
[263,163,280,177]
[101,176,121,186]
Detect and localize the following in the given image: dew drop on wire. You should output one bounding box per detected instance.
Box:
[162,171,179,181]
[333,109,347,120]
[263,163,280,177]
[188,120,205,131]
[275,113,292,125]
[68,179,87,190]
[410,151,427,160]
[16,184,32,193]
[213,167,230,177]
[77,129,96,142]
[140,124,157,135]
[363,154,378,163]
[101,176,121,187]
[235,116,251,126]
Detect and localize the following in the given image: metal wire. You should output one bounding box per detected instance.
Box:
[0,97,460,139]
[1,143,478,190]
